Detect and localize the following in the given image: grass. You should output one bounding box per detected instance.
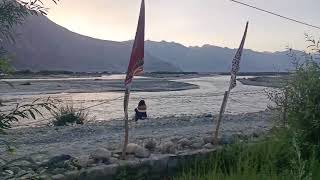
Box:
[51,104,89,126]
[174,131,320,180]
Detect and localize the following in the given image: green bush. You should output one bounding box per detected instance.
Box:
[175,132,320,180]
[283,58,320,159]
[52,104,89,126]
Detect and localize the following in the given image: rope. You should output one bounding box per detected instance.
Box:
[230,0,320,30]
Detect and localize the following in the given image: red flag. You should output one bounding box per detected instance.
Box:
[229,21,249,90]
[124,0,145,87]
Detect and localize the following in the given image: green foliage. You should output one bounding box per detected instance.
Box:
[52,104,89,126]
[0,58,13,74]
[0,98,56,134]
[285,59,320,157]
[175,133,320,180]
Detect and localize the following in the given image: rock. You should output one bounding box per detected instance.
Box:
[72,156,91,169]
[90,148,112,162]
[112,153,120,158]
[51,168,66,175]
[52,174,65,180]
[191,142,203,149]
[82,164,118,179]
[145,139,157,151]
[178,138,191,147]
[204,143,215,149]
[3,170,14,175]
[109,157,118,164]
[203,136,214,144]
[126,143,140,154]
[160,142,176,154]
[47,154,72,168]
[15,170,27,177]
[38,175,51,180]
[9,166,21,174]
[135,147,150,158]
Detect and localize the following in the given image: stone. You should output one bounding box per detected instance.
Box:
[52,168,66,175]
[126,143,140,154]
[204,143,215,149]
[4,170,14,175]
[161,142,176,154]
[72,156,91,169]
[9,166,21,174]
[191,142,203,149]
[178,138,191,147]
[203,136,214,144]
[81,164,118,179]
[52,174,65,180]
[145,139,157,151]
[135,147,151,158]
[90,148,112,162]
[109,157,118,164]
[15,170,27,177]
[47,154,72,167]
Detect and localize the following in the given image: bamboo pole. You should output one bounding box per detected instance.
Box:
[121,87,130,159]
[213,91,229,144]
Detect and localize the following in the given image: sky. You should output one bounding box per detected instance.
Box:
[44,0,320,52]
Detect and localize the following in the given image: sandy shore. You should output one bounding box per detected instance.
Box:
[1,111,273,162]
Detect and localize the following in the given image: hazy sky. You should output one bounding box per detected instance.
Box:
[44,0,320,52]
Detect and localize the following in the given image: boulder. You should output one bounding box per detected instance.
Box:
[90,148,112,162]
[178,138,191,147]
[52,174,65,180]
[160,142,176,154]
[135,147,151,158]
[72,156,92,169]
[203,143,215,149]
[191,142,203,149]
[126,143,140,154]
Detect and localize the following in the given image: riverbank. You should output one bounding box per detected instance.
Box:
[238,76,288,88]
[0,110,274,179]
[0,76,199,95]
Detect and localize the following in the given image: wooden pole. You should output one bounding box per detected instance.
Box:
[121,87,130,159]
[213,91,229,144]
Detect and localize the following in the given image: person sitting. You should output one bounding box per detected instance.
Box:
[134,100,147,121]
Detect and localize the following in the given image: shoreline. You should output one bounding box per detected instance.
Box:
[1,110,273,161]
[0,110,274,179]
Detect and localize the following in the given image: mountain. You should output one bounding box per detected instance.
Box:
[5,16,180,72]
[6,15,300,73]
[146,41,298,72]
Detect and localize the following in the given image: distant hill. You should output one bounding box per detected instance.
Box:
[5,16,180,72]
[5,15,302,73]
[145,41,299,72]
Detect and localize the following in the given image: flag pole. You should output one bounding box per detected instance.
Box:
[121,0,145,159]
[122,87,130,159]
[213,22,249,144]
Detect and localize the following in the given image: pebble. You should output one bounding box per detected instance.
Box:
[204,143,215,149]
[90,148,112,162]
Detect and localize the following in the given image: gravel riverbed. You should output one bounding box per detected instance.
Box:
[1,111,274,162]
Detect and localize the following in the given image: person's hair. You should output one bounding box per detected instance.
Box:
[138,100,146,106]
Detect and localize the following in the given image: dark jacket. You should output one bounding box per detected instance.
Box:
[135,105,147,121]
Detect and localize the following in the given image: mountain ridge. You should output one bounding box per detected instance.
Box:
[5,15,301,73]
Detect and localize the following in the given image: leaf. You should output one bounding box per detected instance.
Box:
[28,109,36,119]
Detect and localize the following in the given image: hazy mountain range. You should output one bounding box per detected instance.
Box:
[6,15,297,73]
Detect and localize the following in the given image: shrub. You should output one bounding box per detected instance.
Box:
[175,132,320,180]
[52,104,89,126]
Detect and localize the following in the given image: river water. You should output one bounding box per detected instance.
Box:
[2,75,272,126]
